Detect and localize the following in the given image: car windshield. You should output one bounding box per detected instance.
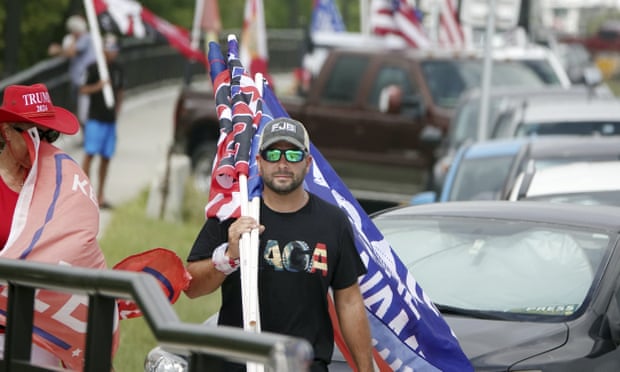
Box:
[517,121,620,136]
[373,216,611,317]
[450,97,509,146]
[421,61,543,109]
[524,191,620,207]
[448,155,515,201]
[518,59,563,86]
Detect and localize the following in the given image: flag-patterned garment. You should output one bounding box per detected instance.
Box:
[208,37,473,372]
[93,0,207,66]
[205,38,265,221]
[0,129,119,370]
[370,0,431,49]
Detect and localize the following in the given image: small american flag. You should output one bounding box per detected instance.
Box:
[370,0,431,49]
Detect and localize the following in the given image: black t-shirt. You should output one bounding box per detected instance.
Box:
[187,193,367,365]
[83,60,124,123]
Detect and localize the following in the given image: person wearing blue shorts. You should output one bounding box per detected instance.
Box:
[80,34,124,209]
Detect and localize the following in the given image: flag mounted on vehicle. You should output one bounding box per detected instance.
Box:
[92,0,208,66]
[438,0,466,49]
[370,0,431,49]
[311,0,346,33]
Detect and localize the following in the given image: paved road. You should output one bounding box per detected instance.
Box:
[56,84,180,237]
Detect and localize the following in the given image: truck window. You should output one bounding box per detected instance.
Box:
[421,61,467,108]
[367,66,416,110]
[321,55,369,104]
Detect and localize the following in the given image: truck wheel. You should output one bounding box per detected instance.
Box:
[191,142,217,193]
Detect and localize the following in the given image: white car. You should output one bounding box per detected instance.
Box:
[509,160,620,206]
[493,98,620,139]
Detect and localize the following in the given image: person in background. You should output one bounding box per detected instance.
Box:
[80,33,125,209]
[48,14,96,126]
[184,118,374,372]
[0,83,115,369]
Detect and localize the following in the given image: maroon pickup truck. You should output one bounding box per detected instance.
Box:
[173,47,553,207]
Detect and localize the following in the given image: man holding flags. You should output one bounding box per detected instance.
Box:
[186,117,374,372]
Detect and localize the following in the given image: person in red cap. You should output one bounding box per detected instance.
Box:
[0,83,118,369]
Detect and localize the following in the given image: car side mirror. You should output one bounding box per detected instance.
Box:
[410,191,437,205]
[589,288,620,356]
[419,125,443,148]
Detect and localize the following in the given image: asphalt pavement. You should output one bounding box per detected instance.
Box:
[56,83,180,237]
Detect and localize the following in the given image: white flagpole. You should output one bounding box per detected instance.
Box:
[82,0,115,108]
[190,0,205,50]
[249,71,263,332]
[237,73,264,372]
[239,172,262,372]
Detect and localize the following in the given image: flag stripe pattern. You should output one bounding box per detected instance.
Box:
[438,0,466,49]
[370,0,431,49]
[205,38,265,220]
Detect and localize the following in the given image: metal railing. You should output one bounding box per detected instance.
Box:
[0,30,311,371]
[0,258,312,371]
[0,29,305,109]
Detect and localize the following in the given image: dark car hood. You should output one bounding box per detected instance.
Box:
[445,315,568,366]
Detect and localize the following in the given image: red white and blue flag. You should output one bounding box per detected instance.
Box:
[93,0,208,66]
[207,37,473,371]
[311,0,346,33]
[205,38,266,220]
[370,0,431,49]
[438,0,466,49]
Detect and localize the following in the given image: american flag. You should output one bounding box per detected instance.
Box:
[370,0,431,49]
[438,0,466,49]
[205,37,266,221]
[93,0,207,65]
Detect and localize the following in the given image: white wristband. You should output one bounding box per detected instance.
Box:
[212,243,240,275]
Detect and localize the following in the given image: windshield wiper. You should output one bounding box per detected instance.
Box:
[436,304,514,320]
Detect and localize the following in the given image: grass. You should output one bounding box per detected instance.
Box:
[99,179,221,371]
[605,77,620,96]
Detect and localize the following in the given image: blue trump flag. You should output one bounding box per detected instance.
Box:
[311,0,346,33]
[208,37,472,372]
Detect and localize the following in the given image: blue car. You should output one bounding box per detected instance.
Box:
[412,135,620,205]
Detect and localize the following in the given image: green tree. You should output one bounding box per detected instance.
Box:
[1,0,360,78]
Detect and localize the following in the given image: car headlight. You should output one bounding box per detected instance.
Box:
[144,346,188,372]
